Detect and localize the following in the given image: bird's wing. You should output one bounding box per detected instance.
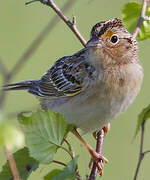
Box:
[38,48,95,98]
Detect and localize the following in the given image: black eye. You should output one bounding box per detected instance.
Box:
[110,35,118,43]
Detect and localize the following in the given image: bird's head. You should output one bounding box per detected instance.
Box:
[87,18,138,65]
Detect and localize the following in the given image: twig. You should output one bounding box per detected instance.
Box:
[133,117,150,180]
[63,138,71,147]
[143,150,150,155]
[4,146,20,180]
[52,160,67,167]
[61,146,74,160]
[89,130,104,180]
[63,138,74,154]
[133,121,145,180]
[133,0,149,38]
[40,0,87,47]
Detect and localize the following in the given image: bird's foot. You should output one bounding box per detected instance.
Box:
[88,147,108,176]
[88,153,108,176]
[97,159,104,176]
[88,146,108,163]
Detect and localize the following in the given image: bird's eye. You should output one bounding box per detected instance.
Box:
[110,35,118,44]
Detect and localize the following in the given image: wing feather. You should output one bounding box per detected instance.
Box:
[38,48,95,98]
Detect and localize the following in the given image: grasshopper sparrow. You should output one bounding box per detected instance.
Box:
[4,18,143,172]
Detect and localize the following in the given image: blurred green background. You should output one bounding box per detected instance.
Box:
[0,0,150,179]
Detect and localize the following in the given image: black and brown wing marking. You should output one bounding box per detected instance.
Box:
[38,48,95,98]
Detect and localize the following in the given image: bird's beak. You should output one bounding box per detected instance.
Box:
[86,37,102,48]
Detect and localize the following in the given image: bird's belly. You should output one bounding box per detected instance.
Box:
[64,93,136,133]
[46,88,138,134]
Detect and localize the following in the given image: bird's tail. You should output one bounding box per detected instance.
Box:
[3,80,42,97]
[3,80,35,91]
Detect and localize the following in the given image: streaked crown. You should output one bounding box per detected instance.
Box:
[90,18,126,38]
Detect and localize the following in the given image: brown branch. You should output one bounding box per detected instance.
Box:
[4,147,20,180]
[89,130,104,180]
[40,0,87,47]
[133,0,149,38]
[133,121,145,180]
[133,114,150,180]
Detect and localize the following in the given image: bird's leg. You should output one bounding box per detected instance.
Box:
[103,123,110,136]
[72,128,108,163]
[93,123,110,140]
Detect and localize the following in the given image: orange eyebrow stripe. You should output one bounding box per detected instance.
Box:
[101,30,114,39]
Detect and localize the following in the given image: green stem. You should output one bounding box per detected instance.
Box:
[61,146,74,159]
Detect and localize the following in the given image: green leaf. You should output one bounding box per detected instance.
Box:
[44,157,78,180]
[122,2,150,41]
[44,169,62,180]
[0,147,39,180]
[0,121,24,150]
[18,109,73,164]
[135,104,150,137]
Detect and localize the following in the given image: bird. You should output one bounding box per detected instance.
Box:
[3,18,143,174]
